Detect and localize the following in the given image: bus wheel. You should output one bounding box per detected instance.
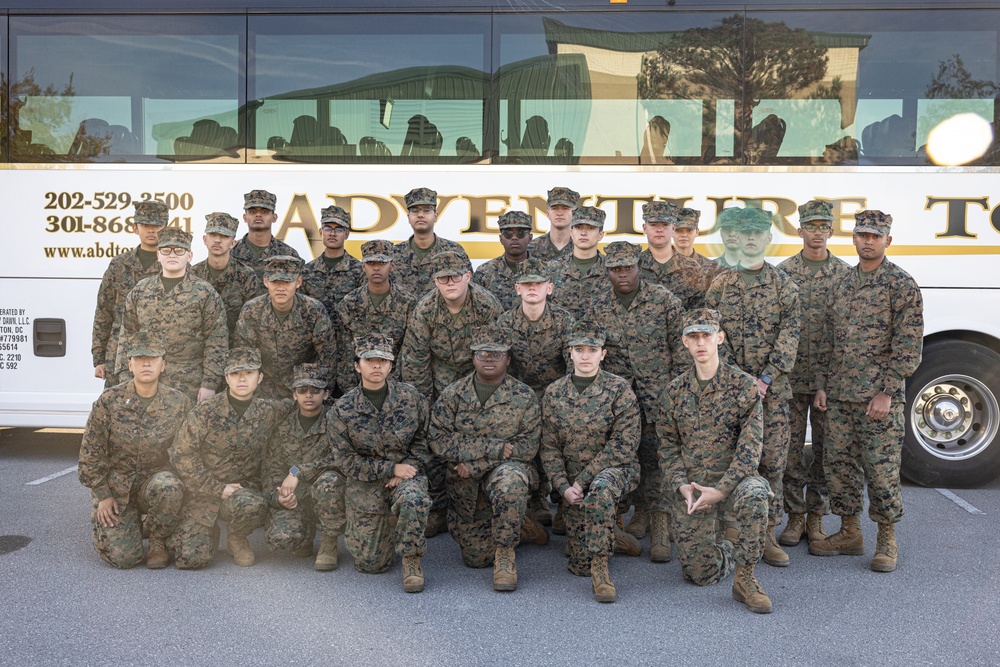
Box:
[903,340,1000,488]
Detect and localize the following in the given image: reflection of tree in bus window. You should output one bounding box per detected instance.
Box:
[640,115,671,164]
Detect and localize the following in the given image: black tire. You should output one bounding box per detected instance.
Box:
[902,339,1000,488]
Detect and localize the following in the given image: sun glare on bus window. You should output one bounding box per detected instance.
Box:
[926,113,993,166]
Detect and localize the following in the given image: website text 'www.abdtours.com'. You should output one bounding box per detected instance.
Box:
[44,242,131,259]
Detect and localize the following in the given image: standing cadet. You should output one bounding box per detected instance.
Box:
[592,241,685,562]
[332,334,432,593]
[428,325,544,592]
[92,199,167,387]
[811,210,923,572]
[638,201,707,310]
[79,331,190,569]
[234,255,337,399]
[121,227,228,403]
[169,347,290,569]
[262,363,345,571]
[392,188,466,298]
[713,206,743,270]
[547,206,608,321]
[540,320,641,603]
[673,207,724,285]
[231,189,301,278]
[191,212,265,346]
[776,200,850,549]
[527,186,578,261]
[656,309,772,614]
[704,207,800,568]
[336,239,417,392]
[302,204,364,319]
[472,210,534,311]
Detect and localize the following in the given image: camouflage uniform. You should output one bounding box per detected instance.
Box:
[496,302,574,398]
[336,281,416,392]
[472,210,535,311]
[301,205,365,318]
[526,186,579,262]
[232,189,301,278]
[547,252,607,322]
[638,249,706,310]
[392,236,466,299]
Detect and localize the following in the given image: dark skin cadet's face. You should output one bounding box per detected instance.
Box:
[473,350,509,384]
[608,263,640,294]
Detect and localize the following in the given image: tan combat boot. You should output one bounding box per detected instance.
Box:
[871,523,898,572]
[402,554,425,592]
[732,564,773,614]
[424,508,448,538]
[314,534,339,571]
[552,504,566,536]
[763,520,789,567]
[227,532,255,567]
[649,512,671,563]
[493,546,517,591]
[529,500,553,526]
[809,515,864,556]
[806,512,827,545]
[146,537,169,570]
[520,515,550,545]
[625,507,649,539]
[614,527,642,557]
[778,512,805,546]
[591,555,616,603]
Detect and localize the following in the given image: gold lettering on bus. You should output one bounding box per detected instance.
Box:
[926,196,987,239]
[737,197,797,235]
[593,195,648,235]
[823,198,867,236]
[518,196,548,234]
[327,195,399,234]
[460,195,512,234]
[276,194,323,256]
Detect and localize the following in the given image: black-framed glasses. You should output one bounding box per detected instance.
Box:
[474,350,506,361]
[435,274,464,285]
[802,224,832,232]
[409,206,435,215]
[501,229,529,240]
[294,386,325,395]
[321,225,349,235]
[158,247,187,256]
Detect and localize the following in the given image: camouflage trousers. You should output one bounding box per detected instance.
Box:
[825,399,905,524]
[447,461,532,568]
[168,487,268,570]
[345,475,431,574]
[760,393,791,522]
[669,475,770,586]
[90,471,184,569]
[265,471,346,552]
[565,466,638,573]
[783,392,829,515]
[628,419,665,513]
[426,455,449,513]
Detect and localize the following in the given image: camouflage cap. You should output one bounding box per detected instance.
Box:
[603,241,642,268]
[736,207,773,233]
[854,209,892,237]
[642,200,679,224]
[515,257,549,284]
[320,205,351,229]
[498,210,533,230]
[204,212,239,237]
[263,255,305,282]
[570,206,606,230]
[682,308,722,336]
[134,200,169,227]
[405,187,437,209]
[128,331,165,358]
[291,362,328,389]
[676,207,701,230]
[355,332,395,361]
[244,189,277,211]
[157,226,192,250]
[798,200,834,224]
[225,347,261,374]
[566,319,606,348]
[547,186,580,209]
[361,239,395,263]
[470,324,511,353]
[716,206,742,230]
[430,251,471,279]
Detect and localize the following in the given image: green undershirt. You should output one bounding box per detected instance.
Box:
[137,248,158,270]
[362,384,388,411]
[473,377,502,406]
[228,392,252,419]
[572,374,597,393]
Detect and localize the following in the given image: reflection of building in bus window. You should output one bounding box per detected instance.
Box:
[401,114,442,157]
[640,115,671,164]
[456,136,479,161]
[521,115,550,155]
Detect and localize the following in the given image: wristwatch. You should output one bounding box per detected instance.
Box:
[881,387,894,397]
[759,375,773,386]
[289,465,301,477]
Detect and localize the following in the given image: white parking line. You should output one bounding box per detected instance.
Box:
[26,465,78,486]
[935,488,985,515]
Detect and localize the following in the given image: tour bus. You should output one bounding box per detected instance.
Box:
[1,0,999,488]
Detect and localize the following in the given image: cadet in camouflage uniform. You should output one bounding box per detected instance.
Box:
[547,206,608,321]
[526,186,578,261]
[234,255,337,399]
[331,334,432,592]
[712,206,743,270]
[656,309,772,613]
[231,189,301,278]
[262,363,345,571]
[335,240,417,392]
[811,210,923,573]
[592,241,685,561]
[704,207,800,567]
[673,207,725,286]
[302,205,364,320]
[79,331,190,569]
[540,321,640,603]
[776,200,851,549]
[638,201,708,310]
[169,348,290,569]
[472,210,534,311]
[191,212,265,346]
[392,188,466,299]
[92,199,168,387]
[121,227,228,403]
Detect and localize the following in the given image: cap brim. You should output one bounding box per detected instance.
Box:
[470,344,509,352]
[264,272,298,282]
[567,336,605,347]
[548,200,577,208]
[129,348,164,357]
[683,325,719,335]
[853,225,887,236]
[292,379,328,389]
[225,363,261,374]
[570,221,603,229]
[432,269,466,279]
[604,259,638,268]
[643,217,677,224]
[515,274,549,283]
[358,350,395,361]
[204,226,236,236]
[362,254,394,263]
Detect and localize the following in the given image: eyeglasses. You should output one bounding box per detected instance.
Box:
[294,386,325,395]
[802,224,832,232]
[409,206,435,215]
[321,226,349,235]
[501,229,530,240]
[435,274,464,285]
[474,350,506,361]
[158,247,187,256]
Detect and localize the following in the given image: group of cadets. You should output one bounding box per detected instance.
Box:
[80,185,924,613]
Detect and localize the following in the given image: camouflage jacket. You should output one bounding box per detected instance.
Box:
[496,303,575,397]
[335,282,417,392]
[777,251,852,393]
[429,373,541,479]
[301,252,365,320]
[527,233,573,262]
[392,235,465,299]
[190,257,265,344]
[590,281,687,419]
[816,259,924,402]
[262,405,336,506]
[234,293,337,399]
[78,381,191,507]
[656,363,762,499]
[91,246,160,369]
[231,234,301,278]
[472,255,527,312]
[398,282,502,400]
[639,248,707,310]
[547,252,608,321]
[540,371,640,497]
[704,262,801,402]
[121,272,228,400]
